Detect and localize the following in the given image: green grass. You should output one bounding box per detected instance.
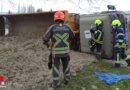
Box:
[55,61,130,90]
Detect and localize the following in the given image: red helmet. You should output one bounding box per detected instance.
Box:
[54,11,65,22]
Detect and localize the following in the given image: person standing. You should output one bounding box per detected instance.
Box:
[89,19,104,60]
[43,11,74,88]
[112,19,130,67]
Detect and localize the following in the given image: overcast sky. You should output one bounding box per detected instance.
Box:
[0,0,130,14]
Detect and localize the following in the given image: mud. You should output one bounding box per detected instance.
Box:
[0,36,96,90]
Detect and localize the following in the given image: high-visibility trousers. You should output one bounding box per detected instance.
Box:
[115,47,130,64]
[52,55,70,86]
[90,43,102,56]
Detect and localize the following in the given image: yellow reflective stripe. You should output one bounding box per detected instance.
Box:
[115,44,122,48]
[118,40,123,43]
[114,43,126,48]
[53,35,61,48]
[92,30,103,44]
[55,34,63,39]
[125,55,130,61]
[53,77,60,80]
[53,50,69,54]
[52,47,69,50]
[117,33,124,36]
[65,74,70,77]
[63,34,69,47]
[116,53,120,64]
[97,30,102,42]
[93,38,103,44]
[53,65,60,75]
[64,65,69,74]
[56,33,68,39]
[53,77,60,86]
[53,33,68,48]
[52,33,69,51]
[52,33,69,54]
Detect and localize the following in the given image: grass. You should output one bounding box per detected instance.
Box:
[55,61,130,90]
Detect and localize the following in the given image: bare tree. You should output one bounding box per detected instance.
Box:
[37,8,43,12]
[20,6,26,13]
[8,0,17,11]
[17,3,21,13]
[37,0,110,13]
[67,0,111,13]
[8,10,11,14]
[0,0,110,14]
[27,5,35,13]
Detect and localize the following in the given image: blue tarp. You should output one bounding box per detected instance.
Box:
[95,72,130,85]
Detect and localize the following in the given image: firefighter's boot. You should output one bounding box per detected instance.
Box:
[113,63,120,68]
[96,55,101,60]
[126,59,130,67]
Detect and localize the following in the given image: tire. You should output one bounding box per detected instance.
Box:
[74,14,80,30]
[73,34,80,51]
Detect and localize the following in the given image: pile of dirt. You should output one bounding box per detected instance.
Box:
[0,36,96,90]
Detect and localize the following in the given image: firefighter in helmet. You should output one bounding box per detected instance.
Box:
[89,19,104,60]
[43,11,74,88]
[112,19,130,67]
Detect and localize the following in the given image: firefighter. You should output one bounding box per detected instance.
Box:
[90,19,104,60]
[112,19,130,67]
[43,11,75,88]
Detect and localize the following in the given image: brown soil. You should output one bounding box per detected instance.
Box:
[0,36,96,90]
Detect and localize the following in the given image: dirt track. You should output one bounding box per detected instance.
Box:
[0,36,96,90]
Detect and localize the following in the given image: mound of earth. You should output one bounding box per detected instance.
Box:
[0,36,96,90]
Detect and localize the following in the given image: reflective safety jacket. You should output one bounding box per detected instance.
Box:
[91,26,104,44]
[43,23,75,57]
[114,26,127,48]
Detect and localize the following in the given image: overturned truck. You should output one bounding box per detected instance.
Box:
[1,10,130,59]
[0,10,80,50]
[80,11,130,59]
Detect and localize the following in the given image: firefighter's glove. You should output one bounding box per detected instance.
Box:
[43,41,49,48]
[48,62,52,70]
[48,54,52,69]
[89,39,95,48]
[90,29,93,33]
[67,55,70,61]
[90,28,95,33]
